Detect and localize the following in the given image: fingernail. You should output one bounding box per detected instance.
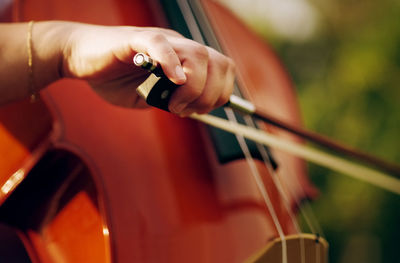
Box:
[171,102,187,114]
[175,65,186,82]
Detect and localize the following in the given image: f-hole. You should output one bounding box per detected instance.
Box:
[0,149,109,263]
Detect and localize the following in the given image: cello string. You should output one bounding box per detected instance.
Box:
[245,116,302,233]
[201,0,325,244]
[282,162,321,235]
[267,123,326,260]
[210,13,323,244]
[176,1,291,261]
[194,1,321,257]
[224,108,288,263]
[198,0,321,242]
[279,155,325,263]
[172,1,325,261]
[244,116,306,263]
[302,201,324,236]
[175,1,290,262]
[264,126,324,236]
[284,156,325,236]
[178,0,242,95]
[190,113,400,195]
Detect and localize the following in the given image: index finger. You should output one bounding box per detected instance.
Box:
[131,31,186,85]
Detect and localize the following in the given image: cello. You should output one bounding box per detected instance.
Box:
[0,0,327,262]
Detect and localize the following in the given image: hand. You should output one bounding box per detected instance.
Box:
[63,23,235,115]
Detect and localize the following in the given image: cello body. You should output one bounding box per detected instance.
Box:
[0,0,317,262]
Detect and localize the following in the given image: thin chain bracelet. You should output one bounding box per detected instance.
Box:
[27,20,38,102]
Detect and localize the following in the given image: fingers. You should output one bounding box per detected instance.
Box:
[168,41,209,114]
[131,29,235,115]
[188,48,235,114]
[170,44,235,116]
[131,31,186,85]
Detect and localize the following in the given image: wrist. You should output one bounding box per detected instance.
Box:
[31,21,75,87]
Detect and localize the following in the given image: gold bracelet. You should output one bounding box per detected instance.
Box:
[27,20,38,102]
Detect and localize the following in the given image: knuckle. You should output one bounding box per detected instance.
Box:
[220,56,235,74]
[192,45,209,61]
[190,85,203,99]
[227,57,236,72]
[163,28,183,37]
[147,32,167,44]
[211,52,235,76]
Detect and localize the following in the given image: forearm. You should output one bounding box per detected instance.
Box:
[0,21,70,105]
[0,21,234,113]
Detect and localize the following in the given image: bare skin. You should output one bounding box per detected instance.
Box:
[0,21,235,116]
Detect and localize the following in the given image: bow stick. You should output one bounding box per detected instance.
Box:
[133,53,400,194]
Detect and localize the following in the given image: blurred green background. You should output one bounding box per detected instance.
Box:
[222,0,400,262]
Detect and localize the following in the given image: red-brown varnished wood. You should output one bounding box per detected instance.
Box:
[0,100,53,205]
[25,191,110,263]
[0,0,316,262]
